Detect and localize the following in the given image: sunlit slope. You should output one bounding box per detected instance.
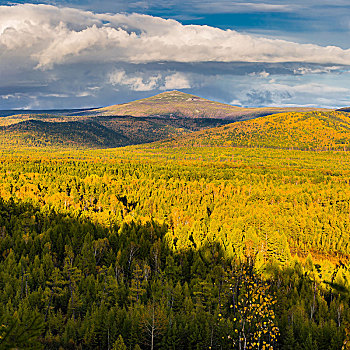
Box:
[163,111,350,150]
[82,90,324,120]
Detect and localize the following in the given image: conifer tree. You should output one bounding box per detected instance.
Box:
[112,335,127,350]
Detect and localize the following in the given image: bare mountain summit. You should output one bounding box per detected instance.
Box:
[79,90,325,120]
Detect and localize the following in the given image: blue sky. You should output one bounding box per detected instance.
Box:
[1,0,350,109]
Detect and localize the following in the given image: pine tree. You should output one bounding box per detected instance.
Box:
[112,334,127,350]
[0,312,44,350]
[129,263,147,303]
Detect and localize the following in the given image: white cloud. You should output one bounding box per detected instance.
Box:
[161,72,191,90]
[249,71,270,78]
[230,99,243,106]
[76,91,92,97]
[2,4,350,71]
[109,70,161,91]
[2,3,350,110]
[109,70,191,91]
[41,93,70,98]
[193,2,296,13]
[1,94,18,100]
[293,66,341,75]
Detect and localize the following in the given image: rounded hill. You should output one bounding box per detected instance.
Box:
[83,90,324,121]
[162,111,350,151]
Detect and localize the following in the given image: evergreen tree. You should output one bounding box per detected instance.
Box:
[112,335,127,350]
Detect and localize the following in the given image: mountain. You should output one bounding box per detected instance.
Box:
[0,91,331,148]
[337,107,350,112]
[158,111,350,151]
[76,90,325,120]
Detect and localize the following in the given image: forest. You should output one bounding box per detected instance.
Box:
[0,144,349,349]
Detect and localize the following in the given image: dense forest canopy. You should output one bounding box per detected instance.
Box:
[0,144,350,349]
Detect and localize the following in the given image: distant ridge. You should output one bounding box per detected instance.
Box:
[0,108,99,118]
[336,107,350,112]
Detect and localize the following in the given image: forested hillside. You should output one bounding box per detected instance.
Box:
[165,111,350,151]
[0,116,231,148]
[0,146,350,349]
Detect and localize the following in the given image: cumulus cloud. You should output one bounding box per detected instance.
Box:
[161,72,191,90]
[249,71,270,78]
[293,66,341,75]
[2,3,350,109]
[2,4,350,71]
[109,70,191,91]
[109,70,161,91]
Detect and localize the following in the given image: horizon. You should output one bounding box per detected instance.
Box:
[1,1,350,109]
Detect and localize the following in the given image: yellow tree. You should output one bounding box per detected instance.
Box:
[223,259,279,349]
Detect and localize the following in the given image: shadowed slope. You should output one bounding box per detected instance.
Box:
[0,116,232,148]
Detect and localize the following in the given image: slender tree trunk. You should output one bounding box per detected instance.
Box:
[151,305,155,350]
[21,266,24,300]
[45,289,54,322]
[68,271,75,320]
[25,274,28,297]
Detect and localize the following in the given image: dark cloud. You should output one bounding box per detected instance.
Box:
[244,88,292,106]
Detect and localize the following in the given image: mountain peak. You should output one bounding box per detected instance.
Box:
[143,90,204,102]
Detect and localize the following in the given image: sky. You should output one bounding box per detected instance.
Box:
[1,1,350,109]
